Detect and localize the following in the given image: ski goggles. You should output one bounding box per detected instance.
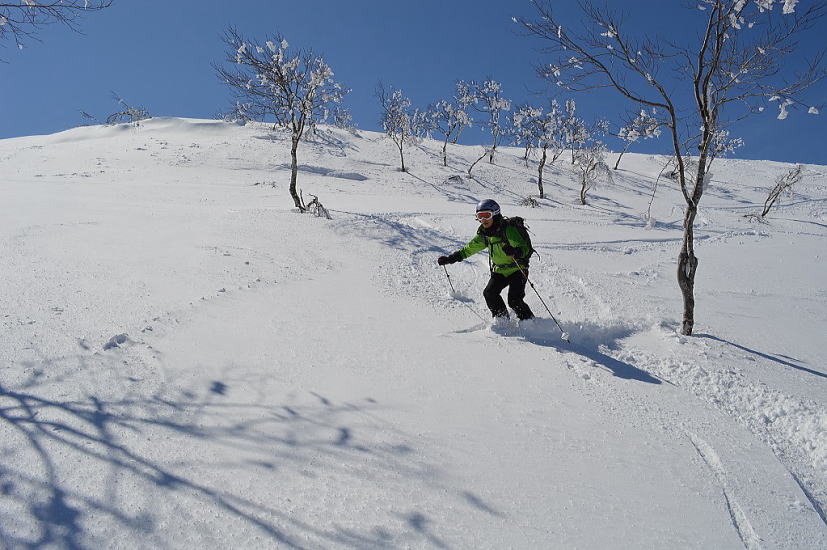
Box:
[475,210,495,221]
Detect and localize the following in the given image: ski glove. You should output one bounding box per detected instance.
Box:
[502,244,519,258]
[437,252,461,265]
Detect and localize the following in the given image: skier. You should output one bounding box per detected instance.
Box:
[438,199,535,321]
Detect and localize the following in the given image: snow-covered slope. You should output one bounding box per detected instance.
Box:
[1,117,825,548]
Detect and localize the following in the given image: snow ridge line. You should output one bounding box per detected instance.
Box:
[687,432,762,550]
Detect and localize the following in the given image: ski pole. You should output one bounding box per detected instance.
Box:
[442,265,456,294]
[441,264,488,323]
[512,260,570,342]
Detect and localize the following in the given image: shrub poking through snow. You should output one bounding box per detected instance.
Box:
[760,164,804,219]
[300,191,331,220]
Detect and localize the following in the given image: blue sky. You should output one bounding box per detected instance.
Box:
[2,0,825,164]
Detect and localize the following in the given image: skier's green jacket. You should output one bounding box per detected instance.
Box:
[454,215,531,277]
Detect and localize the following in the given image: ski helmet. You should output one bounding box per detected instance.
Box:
[475,198,501,216]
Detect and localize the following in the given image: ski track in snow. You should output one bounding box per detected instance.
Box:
[687,432,762,550]
[329,149,827,524]
[336,191,827,537]
[1,118,825,548]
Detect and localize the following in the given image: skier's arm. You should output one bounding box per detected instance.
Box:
[457,233,487,260]
[503,226,530,259]
[438,234,486,265]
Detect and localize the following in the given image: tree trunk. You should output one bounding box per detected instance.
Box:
[677,204,699,335]
[453,127,464,144]
[579,175,588,205]
[488,144,496,164]
[761,183,787,217]
[614,141,632,170]
[677,151,708,336]
[468,149,488,176]
[288,139,303,209]
[442,137,449,167]
[398,142,406,172]
[538,147,547,199]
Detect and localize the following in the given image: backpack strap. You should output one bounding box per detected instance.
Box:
[480,218,509,246]
[480,219,524,272]
[479,223,503,273]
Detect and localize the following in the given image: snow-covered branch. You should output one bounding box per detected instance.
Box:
[214,27,349,209]
[428,81,475,166]
[0,0,112,52]
[377,83,427,172]
[469,79,511,164]
[517,0,825,336]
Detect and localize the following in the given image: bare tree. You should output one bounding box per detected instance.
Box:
[759,164,804,218]
[511,104,543,165]
[574,141,612,205]
[428,81,474,166]
[214,28,348,210]
[470,79,511,164]
[105,92,149,125]
[561,99,587,164]
[518,0,826,335]
[536,101,567,199]
[376,82,419,172]
[512,100,566,198]
[452,80,477,144]
[0,1,112,51]
[80,91,149,127]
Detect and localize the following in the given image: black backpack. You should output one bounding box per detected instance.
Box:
[482,216,537,259]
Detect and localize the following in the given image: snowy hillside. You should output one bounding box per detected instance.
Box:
[1,117,825,549]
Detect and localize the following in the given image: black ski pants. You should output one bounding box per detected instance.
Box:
[483,270,535,320]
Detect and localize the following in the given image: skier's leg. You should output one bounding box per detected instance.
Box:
[483,273,509,318]
[507,271,535,320]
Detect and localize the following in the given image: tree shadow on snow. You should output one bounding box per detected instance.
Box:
[275,163,369,181]
[502,319,663,384]
[697,334,827,380]
[251,128,356,156]
[0,352,480,549]
[332,210,468,259]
